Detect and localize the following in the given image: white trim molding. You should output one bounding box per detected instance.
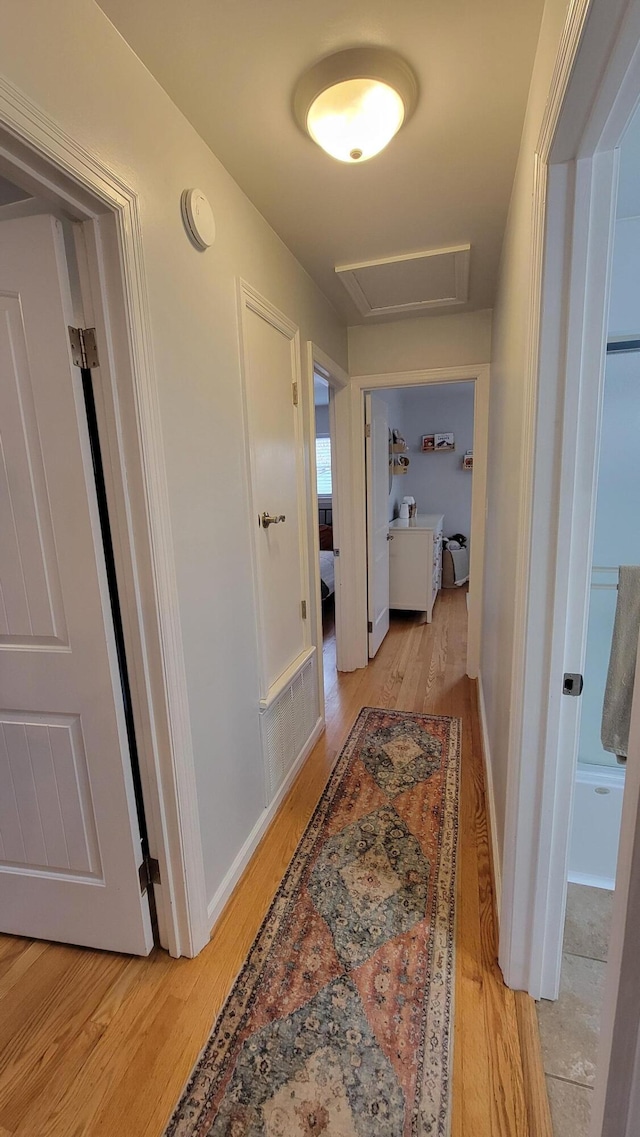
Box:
[0,74,209,957]
[306,342,351,678]
[337,364,490,677]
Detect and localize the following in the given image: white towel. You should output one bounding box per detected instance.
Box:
[601,565,640,760]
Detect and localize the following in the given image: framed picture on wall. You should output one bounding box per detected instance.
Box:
[463,451,473,470]
[434,432,455,451]
[421,434,435,451]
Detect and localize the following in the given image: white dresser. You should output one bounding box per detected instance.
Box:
[388,514,444,622]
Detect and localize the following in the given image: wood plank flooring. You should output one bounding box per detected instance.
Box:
[0,590,549,1135]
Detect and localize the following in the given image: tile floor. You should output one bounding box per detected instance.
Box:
[537,883,614,1137]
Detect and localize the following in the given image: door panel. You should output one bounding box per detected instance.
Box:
[366,393,390,657]
[0,293,67,643]
[242,298,308,699]
[0,214,152,954]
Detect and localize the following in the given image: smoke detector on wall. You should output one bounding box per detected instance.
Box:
[335,245,471,318]
[181,188,216,249]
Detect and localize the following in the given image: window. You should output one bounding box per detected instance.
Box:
[315,436,332,495]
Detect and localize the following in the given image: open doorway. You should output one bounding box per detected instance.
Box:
[313,372,338,697]
[533,100,640,1131]
[338,365,489,679]
[307,343,349,713]
[365,381,475,656]
[497,5,640,1130]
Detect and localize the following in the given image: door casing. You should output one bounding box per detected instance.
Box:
[498,0,640,1001]
[305,343,349,707]
[333,365,490,678]
[496,1,640,1131]
[0,76,209,957]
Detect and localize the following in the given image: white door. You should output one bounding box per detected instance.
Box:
[365,393,390,657]
[0,214,153,955]
[240,290,309,701]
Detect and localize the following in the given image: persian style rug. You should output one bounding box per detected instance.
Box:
[165,707,461,1137]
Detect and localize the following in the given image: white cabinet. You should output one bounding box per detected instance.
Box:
[388,514,444,622]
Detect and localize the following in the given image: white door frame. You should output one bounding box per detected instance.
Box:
[335,364,489,678]
[499,0,640,1009]
[305,343,350,695]
[0,78,209,957]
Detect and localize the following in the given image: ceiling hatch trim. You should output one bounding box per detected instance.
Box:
[335,243,471,318]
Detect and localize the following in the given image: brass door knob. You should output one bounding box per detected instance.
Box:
[261,512,286,528]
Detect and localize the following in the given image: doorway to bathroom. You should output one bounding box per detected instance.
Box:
[536,327,640,1131]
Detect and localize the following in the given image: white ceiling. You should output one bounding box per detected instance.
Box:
[97,0,545,325]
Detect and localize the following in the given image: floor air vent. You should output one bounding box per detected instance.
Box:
[260,653,318,804]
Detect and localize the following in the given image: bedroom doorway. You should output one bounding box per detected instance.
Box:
[314,372,338,699]
[336,365,489,678]
[362,378,480,661]
[306,343,349,716]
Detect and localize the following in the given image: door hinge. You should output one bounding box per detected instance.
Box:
[68,326,99,369]
[301,599,307,619]
[367,620,373,633]
[292,381,299,406]
[365,422,371,438]
[139,855,161,894]
[563,673,584,696]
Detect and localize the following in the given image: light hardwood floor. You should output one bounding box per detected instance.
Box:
[0,589,550,1136]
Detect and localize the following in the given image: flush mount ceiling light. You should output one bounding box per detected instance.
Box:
[293,48,418,164]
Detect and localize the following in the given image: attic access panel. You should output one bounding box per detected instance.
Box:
[335,244,470,318]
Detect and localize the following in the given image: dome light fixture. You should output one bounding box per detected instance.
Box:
[293,48,418,165]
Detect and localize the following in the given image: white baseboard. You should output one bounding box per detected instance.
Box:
[476,672,502,924]
[207,717,325,929]
[568,870,615,891]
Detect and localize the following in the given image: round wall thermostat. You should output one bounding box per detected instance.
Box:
[181,188,216,249]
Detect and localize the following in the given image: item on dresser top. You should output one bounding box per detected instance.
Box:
[399,503,410,519]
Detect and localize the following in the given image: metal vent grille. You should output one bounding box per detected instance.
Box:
[260,654,318,803]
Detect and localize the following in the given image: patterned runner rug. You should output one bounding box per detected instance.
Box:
[165,707,461,1137]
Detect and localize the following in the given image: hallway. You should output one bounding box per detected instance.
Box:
[0,591,548,1136]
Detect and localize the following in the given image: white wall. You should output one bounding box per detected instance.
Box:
[348,309,492,376]
[579,212,640,768]
[314,403,330,437]
[0,0,347,912]
[374,388,406,521]
[609,217,640,337]
[385,383,474,535]
[480,0,570,862]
